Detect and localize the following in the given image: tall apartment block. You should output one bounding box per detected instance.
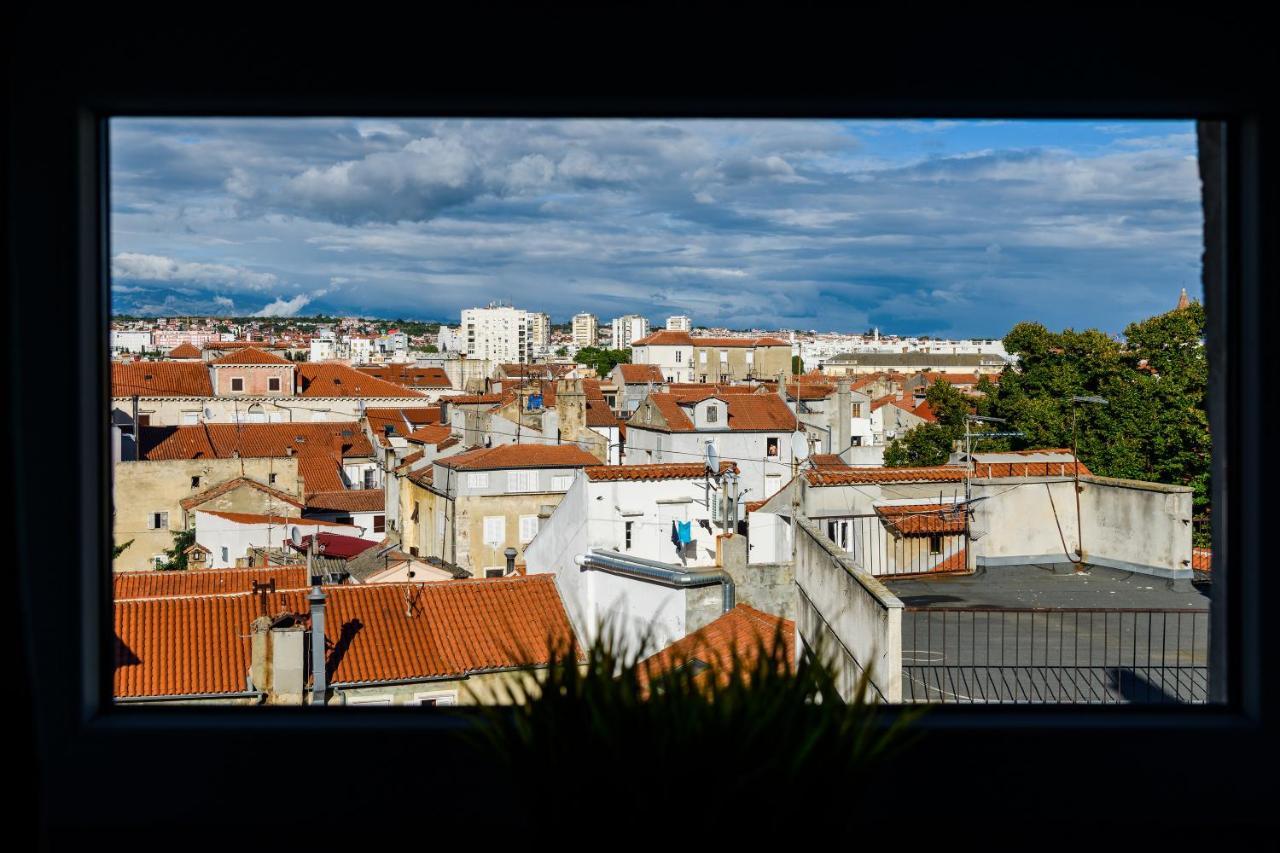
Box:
[610,314,651,349]
[572,312,598,349]
[462,302,531,364]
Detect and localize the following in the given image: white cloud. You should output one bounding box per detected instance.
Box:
[256,293,313,317]
[111,252,278,290]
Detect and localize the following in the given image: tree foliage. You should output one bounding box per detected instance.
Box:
[792,355,804,375]
[883,380,973,467]
[984,303,1211,528]
[157,528,196,571]
[576,346,632,378]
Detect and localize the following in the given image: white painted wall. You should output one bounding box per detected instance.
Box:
[194,512,365,568]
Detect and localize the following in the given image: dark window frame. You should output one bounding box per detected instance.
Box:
[8,16,1272,839]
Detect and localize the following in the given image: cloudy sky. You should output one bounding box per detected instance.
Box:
[110,118,1202,336]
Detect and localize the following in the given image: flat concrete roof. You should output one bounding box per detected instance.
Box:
[884,562,1209,611]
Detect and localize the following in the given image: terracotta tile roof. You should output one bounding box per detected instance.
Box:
[1192,547,1211,572]
[968,450,1091,478]
[809,454,846,469]
[394,450,425,472]
[366,406,442,447]
[631,330,694,346]
[690,336,790,347]
[583,461,738,481]
[179,476,304,511]
[198,509,350,528]
[637,391,797,433]
[876,503,967,536]
[113,575,577,698]
[930,548,968,573]
[166,342,202,359]
[665,383,763,396]
[297,363,426,398]
[438,443,601,471]
[915,372,982,385]
[112,362,213,397]
[805,466,967,486]
[355,365,452,389]
[297,454,348,494]
[618,363,667,383]
[744,499,768,513]
[406,424,454,446]
[438,393,504,406]
[140,422,374,461]
[114,566,310,601]
[585,399,621,428]
[638,604,794,692]
[209,347,293,365]
[305,489,385,513]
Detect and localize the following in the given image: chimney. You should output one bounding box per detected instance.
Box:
[833,378,852,452]
[308,584,328,705]
[250,614,306,705]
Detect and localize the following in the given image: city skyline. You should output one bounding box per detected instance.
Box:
[111,118,1201,336]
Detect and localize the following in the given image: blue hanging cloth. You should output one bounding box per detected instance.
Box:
[677,520,693,544]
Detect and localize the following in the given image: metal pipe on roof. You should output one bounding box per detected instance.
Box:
[574,547,735,614]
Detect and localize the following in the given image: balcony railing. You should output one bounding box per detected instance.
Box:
[901,608,1210,704]
[830,512,968,577]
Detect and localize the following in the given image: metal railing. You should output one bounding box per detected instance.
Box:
[901,608,1210,704]
[829,512,967,578]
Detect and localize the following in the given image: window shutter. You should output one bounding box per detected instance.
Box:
[519,515,539,543]
[483,516,505,545]
[468,472,489,489]
[552,474,573,491]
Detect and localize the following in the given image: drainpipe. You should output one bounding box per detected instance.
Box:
[308,537,328,705]
[574,547,736,614]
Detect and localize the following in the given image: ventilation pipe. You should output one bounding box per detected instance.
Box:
[574,547,735,614]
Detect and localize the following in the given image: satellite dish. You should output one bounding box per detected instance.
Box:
[290,526,302,547]
[791,431,810,461]
[705,442,720,474]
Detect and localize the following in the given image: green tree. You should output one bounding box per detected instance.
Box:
[422,344,439,353]
[157,528,196,571]
[791,355,804,375]
[984,304,1210,529]
[576,346,632,378]
[556,346,568,357]
[883,422,954,467]
[112,539,134,560]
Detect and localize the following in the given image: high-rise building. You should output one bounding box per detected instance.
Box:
[665,315,692,332]
[462,302,532,364]
[610,314,650,349]
[529,312,552,353]
[572,313,598,349]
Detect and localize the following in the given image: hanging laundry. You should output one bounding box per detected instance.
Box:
[670,520,681,550]
[698,519,713,534]
[677,520,692,544]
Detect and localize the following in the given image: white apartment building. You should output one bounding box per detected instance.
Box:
[665,315,692,332]
[110,330,152,353]
[572,313,598,349]
[462,303,532,364]
[310,338,339,362]
[436,326,464,353]
[528,312,552,354]
[346,336,373,364]
[611,314,650,349]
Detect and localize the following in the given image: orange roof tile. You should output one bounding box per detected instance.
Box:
[114,566,310,601]
[113,575,578,699]
[297,454,348,495]
[638,391,797,433]
[631,330,694,346]
[305,489,385,513]
[805,466,967,486]
[406,424,454,445]
[166,342,202,359]
[197,509,353,528]
[297,363,426,398]
[690,336,790,347]
[638,604,794,692]
[618,363,667,383]
[355,365,452,388]
[438,443,601,471]
[875,503,967,536]
[584,461,738,481]
[140,422,374,462]
[179,476,304,511]
[112,362,213,397]
[209,348,293,366]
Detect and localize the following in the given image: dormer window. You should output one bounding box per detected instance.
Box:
[706,405,719,424]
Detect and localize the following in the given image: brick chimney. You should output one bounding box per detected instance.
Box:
[250,615,306,705]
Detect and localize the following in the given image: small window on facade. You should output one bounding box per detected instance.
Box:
[137,414,151,427]
[191,476,200,488]
[485,567,505,579]
[269,377,281,391]
[706,405,718,423]
[676,350,682,362]
[230,377,244,392]
[625,521,633,550]
[767,437,780,457]
[519,515,539,543]
[363,469,376,489]
[409,545,419,556]
[149,511,168,530]
[221,546,229,563]
[374,515,385,533]
[929,534,942,554]
[269,472,277,484]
